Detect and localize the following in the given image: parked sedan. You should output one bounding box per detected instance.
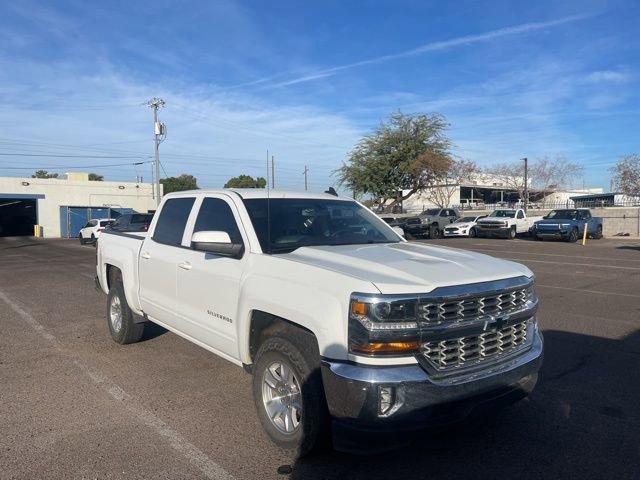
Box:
[443,215,487,238]
[78,219,114,245]
[108,213,154,233]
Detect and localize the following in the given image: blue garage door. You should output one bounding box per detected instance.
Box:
[60,207,136,237]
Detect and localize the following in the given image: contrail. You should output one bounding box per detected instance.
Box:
[266,13,593,88]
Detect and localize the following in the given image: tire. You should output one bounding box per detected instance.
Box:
[469,227,477,238]
[78,234,85,245]
[252,333,329,457]
[535,235,544,241]
[568,227,579,243]
[507,226,516,239]
[106,279,145,345]
[91,234,96,244]
[431,224,441,239]
[592,225,603,239]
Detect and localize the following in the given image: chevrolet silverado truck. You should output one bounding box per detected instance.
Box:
[532,208,603,242]
[96,189,543,455]
[476,208,544,239]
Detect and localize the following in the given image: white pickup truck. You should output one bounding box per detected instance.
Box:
[476,208,544,239]
[96,189,543,455]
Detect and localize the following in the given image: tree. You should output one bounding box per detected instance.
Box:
[424,159,479,207]
[484,156,583,199]
[224,175,267,188]
[336,112,452,207]
[160,174,198,194]
[88,173,104,181]
[610,154,640,195]
[32,170,58,179]
[530,156,583,191]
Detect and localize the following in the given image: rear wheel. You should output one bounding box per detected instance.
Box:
[568,227,579,243]
[107,279,145,344]
[252,332,328,457]
[592,225,603,239]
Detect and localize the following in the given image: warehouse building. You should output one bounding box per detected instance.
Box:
[0,173,158,238]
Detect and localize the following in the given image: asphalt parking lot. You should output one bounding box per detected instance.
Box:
[1,236,639,479]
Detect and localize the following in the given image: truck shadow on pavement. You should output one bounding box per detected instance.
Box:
[287,329,640,480]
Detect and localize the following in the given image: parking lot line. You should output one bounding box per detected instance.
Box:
[463,247,640,263]
[465,252,640,270]
[536,283,640,299]
[0,288,236,480]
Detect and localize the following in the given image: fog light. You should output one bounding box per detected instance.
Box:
[379,386,395,415]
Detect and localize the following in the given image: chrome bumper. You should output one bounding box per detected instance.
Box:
[321,329,543,433]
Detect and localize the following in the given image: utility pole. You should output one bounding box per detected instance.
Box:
[271,155,275,189]
[522,157,529,212]
[147,98,165,206]
[303,165,309,191]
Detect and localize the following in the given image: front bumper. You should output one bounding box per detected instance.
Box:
[477,226,510,237]
[443,229,467,237]
[321,329,543,452]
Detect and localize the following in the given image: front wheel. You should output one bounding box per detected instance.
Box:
[469,227,477,238]
[78,234,85,245]
[508,226,516,239]
[252,334,328,457]
[568,227,579,243]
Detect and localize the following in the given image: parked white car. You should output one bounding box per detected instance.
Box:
[476,209,544,239]
[79,219,114,245]
[96,190,542,455]
[443,215,487,238]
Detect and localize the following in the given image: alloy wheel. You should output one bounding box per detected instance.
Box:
[261,361,302,434]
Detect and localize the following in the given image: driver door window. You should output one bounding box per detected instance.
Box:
[517,211,524,219]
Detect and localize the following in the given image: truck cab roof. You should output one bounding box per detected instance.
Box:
[163,189,345,201]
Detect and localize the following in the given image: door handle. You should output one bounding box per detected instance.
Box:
[178,261,192,271]
[141,251,151,259]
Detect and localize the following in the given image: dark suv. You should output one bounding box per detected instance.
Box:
[108,213,154,232]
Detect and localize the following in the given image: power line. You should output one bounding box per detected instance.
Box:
[0,152,150,159]
[0,161,153,169]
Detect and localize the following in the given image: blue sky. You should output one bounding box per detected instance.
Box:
[0,0,638,191]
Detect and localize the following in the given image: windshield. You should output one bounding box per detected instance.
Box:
[243,198,401,253]
[458,216,478,223]
[422,208,440,216]
[545,210,578,220]
[489,210,516,218]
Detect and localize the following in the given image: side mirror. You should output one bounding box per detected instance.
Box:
[392,226,405,238]
[191,231,243,258]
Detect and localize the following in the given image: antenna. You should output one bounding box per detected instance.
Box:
[266,149,271,254]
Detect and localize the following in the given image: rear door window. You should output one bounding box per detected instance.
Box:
[152,198,196,246]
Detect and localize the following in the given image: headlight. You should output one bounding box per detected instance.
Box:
[349,295,420,356]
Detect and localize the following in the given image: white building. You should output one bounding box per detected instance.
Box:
[0,173,158,238]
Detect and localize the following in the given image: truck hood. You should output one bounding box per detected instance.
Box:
[281,242,532,294]
[478,216,511,223]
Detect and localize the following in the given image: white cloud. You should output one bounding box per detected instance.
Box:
[262,13,594,88]
[0,58,362,191]
[584,70,630,83]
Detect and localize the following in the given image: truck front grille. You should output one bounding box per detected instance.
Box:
[419,287,532,324]
[422,321,529,370]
